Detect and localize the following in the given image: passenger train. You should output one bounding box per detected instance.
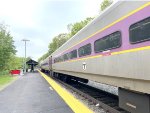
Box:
[40,1,150,113]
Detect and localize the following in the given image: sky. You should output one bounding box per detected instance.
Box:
[0,0,102,61]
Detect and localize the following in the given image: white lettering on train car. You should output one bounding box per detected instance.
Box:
[82,62,86,70]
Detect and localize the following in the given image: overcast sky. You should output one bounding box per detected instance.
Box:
[0,0,102,61]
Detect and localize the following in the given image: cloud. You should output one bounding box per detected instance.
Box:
[0,0,101,61]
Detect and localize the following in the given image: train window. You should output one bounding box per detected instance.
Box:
[78,43,91,57]
[60,56,63,62]
[63,53,69,61]
[42,63,48,66]
[94,31,121,53]
[54,58,56,63]
[129,17,150,44]
[54,57,61,63]
[54,57,59,63]
[69,50,77,59]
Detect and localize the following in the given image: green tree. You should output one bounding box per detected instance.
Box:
[0,24,16,71]
[100,0,113,11]
[68,17,94,37]
[38,33,69,62]
[26,57,32,62]
[7,55,24,70]
[48,33,69,54]
[38,17,94,62]
[38,52,49,62]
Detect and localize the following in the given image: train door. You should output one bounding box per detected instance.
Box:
[49,56,53,75]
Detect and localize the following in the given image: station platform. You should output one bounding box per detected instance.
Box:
[0,71,93,113]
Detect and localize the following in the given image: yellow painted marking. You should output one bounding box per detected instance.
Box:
[112,46,150,55]
[55,54,102,64]
[38,70,93,113]
[54,45,150,64]
[67,54,102,62]
[54,2,150,57]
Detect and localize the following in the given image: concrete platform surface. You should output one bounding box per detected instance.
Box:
[0,72,73,113]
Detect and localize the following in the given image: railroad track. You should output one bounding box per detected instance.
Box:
[67,81,129,113]
[47,74,129,113]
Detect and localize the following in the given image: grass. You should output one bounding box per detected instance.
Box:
[0,72,16,89]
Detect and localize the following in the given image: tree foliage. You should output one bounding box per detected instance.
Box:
[38,17,94,62]
[38,52,49,63]
[7,55,24,70]
[68,17,94,37]
[100,0,113,11]
[48,33,69,54]
[38,0,114,63]
[0,24,16,71]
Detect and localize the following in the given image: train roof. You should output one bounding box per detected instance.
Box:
[48,1,148,58]
[50,0,119,57]
[40,57,49,64]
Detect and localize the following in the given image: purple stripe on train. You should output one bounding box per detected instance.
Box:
[53,5,150,62]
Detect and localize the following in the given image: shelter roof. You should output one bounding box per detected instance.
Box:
[26,59,38,66]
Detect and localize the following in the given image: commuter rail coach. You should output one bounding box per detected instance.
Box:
[41,1,150,113]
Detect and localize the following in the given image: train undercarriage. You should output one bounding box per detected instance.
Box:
[41,69,88,84]
[41,68,150,113]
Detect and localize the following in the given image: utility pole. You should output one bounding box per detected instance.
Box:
[22,39,30,73]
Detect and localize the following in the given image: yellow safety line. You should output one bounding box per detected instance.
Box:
[38,70,93,113]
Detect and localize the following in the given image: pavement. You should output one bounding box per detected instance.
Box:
[0,71,73,113]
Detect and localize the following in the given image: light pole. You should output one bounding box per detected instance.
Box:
[22,39,30,73]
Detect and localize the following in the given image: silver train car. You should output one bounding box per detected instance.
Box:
[41,1,150,113]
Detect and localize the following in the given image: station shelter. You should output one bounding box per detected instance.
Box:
[26,59,38,72]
